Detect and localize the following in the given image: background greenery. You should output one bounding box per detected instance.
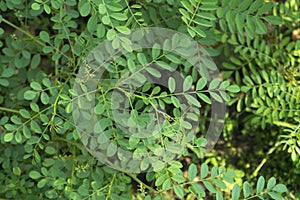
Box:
[0,0,299,199]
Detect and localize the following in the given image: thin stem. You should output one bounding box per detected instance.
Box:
[252,142,280,177]
[0,107,19,114]
[2,18,45,47]
[124,0,143,28]
[126,173,159,194]
[105,172,116,200]
[187,0,201,27]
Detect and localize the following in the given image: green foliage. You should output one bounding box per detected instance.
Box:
[0,0,299,199]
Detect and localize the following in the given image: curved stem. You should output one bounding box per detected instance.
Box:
[2,17,45,47]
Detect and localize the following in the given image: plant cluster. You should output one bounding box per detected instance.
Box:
[0,0,299,199]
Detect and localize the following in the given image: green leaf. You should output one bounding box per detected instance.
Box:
[30,120,42,133]
[181,1,193,13]
[162,179,171,190]
[232,184,240,200]
[171,96,181,108]
[131,72,146,84]
[168,77,176,93]
[97,24,106,38]
[116,26,130,34]
[94,104,105,115]
[263,16,282,25]
[173,185,184,199]
[185,94,201,107]
[146,67,161,78]
[267,177,276,190]
[256,176,265,194]
[257,2,274,15]
[43,4,51,14]
[255,17,267,34]
[165,54,181,64]
[272,184,287,193]
[183,75,193,92]
[2,68,14,77]
[30,82,42,91]
[23,126,31,138]
[39,31,50,43]
[107,143,117,157]
[189,26,206,37]
[191,183,205,197]
[0,79,9,87]
[226,85,240,93]
[37,179,48,188]
[19,109,31,119]
[106,3,123,11]
[235,14,245,36]
[216,191,223,200]
[243,181,252,198]
[209,92,223,103]
[171,175,185,184]
[203,180,216,193]
[196,77,207,90]
[31,54,41,69]
[42,46,54,53]
[13,167,21,176]
[4,133,14,142]
[208,79,219,90]
[29,171,42,179]
[156,61,173,71]
[4,124,16,131]
[24,90,37,100]
[152,43,161,59]
[213,179,226,190]
[155,174,167,187]
[15,131,22,143]
[229,0,240,8]
[181,120,192,129]
[197,12,216,20]
[98,3,107,14]
[238,0,253,11]
[97,133,109,144]
[42,78,51,87]
[140,159,149,171]
[87,15,98,33]
[268,192,282,200]
[166,144,183,154]
[188,163,197,181]
[41,92,50,105]
[197,93,211,104]
[200,163,208,178]
[180,8,191,21]
[102,15,111,25]
[79,2,91,17]
[152,160,165,171]
[45,146,56,155]
[11,116,22,125]
[137,53,147,65]
[129,136,139,147]
[211,166,218,177]
[110,13,128,21]
[31,3,40,10]
[247,0,263,14]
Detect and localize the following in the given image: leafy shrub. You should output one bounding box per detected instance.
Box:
[0,0,299,199]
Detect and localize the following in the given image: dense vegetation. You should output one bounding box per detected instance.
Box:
[0,0,299,199]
